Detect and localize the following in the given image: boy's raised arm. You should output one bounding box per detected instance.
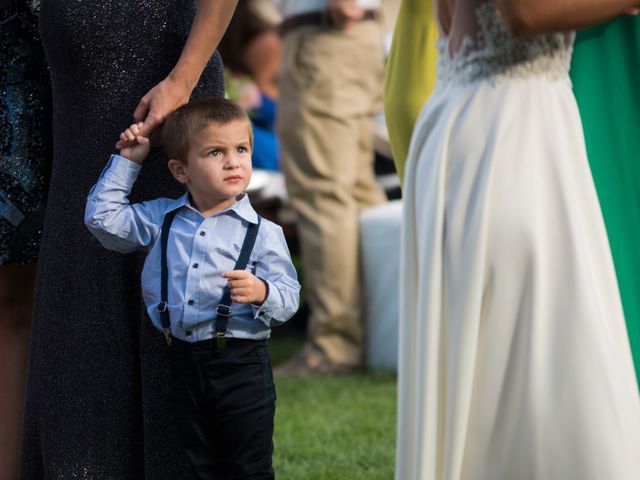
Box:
[84,152,162,254]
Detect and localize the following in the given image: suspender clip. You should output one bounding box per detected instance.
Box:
[163,328,172,346]
[216,331,226,348]
[216,304,232,317]
[157,301,168,313]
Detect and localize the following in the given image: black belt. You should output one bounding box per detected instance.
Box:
[279,9,379,36]
[171,336,264,351]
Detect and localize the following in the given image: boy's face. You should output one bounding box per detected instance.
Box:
[173,119,253,210]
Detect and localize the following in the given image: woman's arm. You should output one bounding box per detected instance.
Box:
[133,0,239,140]
[498,0,639,36]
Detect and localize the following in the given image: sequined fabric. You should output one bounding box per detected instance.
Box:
[21,1,224,478]
[0,0,52,265]
[436,1,575,87]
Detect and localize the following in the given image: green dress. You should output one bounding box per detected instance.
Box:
[571,19,640,384]
[383,0,438,183]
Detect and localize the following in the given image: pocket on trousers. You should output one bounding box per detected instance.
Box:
[283,28,332,98]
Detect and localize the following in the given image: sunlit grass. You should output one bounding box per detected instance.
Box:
[269,337,397,480]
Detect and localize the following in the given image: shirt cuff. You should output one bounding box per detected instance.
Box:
[254,280,283,327]
[102,154,142,188]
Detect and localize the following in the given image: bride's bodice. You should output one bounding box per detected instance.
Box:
[437,1,575,86]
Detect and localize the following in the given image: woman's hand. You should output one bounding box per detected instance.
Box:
[122,0,238,148]
[131,75,193,145]
[120,0,238,150]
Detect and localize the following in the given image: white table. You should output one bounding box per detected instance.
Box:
[359,200,402,371]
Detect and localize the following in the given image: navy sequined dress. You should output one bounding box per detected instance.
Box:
[0,0,52,265]
[21,1,224,478]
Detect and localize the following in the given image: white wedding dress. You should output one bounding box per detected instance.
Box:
[396,2,640,479]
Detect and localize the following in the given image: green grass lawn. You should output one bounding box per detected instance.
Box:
[269,337,397,480]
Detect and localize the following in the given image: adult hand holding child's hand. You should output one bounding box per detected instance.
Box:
[223,270,267,306]
[132,75,193,145]
[115,122,150,165]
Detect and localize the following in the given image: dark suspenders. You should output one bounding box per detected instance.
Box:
[158,211,262,347]
[158,210,178,346]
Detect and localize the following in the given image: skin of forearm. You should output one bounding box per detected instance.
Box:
[497,0,638,35]
[169,0,239,90]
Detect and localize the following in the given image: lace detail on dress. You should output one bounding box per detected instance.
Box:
[436,1,574,87]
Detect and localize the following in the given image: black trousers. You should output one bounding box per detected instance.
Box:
[169,338,276,480]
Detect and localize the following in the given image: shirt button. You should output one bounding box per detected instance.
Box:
[193,263,199,269]
[187,300,194,306]
[185,330,192,336]
[200,231,206,236]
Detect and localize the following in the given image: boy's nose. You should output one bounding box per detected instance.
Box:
[225,155,241,168]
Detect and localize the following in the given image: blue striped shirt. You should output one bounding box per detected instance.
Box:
[85,154,300,342]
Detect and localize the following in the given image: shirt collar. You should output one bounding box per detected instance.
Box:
[162,193,190,215]
[163,193,259,224]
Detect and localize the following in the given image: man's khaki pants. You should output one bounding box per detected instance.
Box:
[278,20,387,366]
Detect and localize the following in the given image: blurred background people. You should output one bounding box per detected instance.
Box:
[274,0,388,374]
[219,0,283,172]
[0,1,51,478]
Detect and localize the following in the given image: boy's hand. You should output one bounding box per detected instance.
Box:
[223,270,267,305]
[115,122,150,165]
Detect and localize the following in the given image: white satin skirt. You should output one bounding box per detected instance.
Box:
[396,74,640,480]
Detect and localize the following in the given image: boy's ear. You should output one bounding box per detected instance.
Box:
[167,159,188,185]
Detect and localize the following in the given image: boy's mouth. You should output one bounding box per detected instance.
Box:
[224,175,243,182]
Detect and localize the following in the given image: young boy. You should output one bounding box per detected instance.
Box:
[85,97,300,480]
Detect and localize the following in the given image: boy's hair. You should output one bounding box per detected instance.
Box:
[161,97,253,163]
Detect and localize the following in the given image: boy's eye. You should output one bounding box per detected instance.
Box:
[237,146,248,154]
[207,149,221,157]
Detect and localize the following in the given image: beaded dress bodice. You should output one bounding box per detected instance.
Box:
[436,1,574,86]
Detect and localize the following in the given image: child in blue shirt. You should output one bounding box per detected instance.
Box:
[85,97,300,480]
